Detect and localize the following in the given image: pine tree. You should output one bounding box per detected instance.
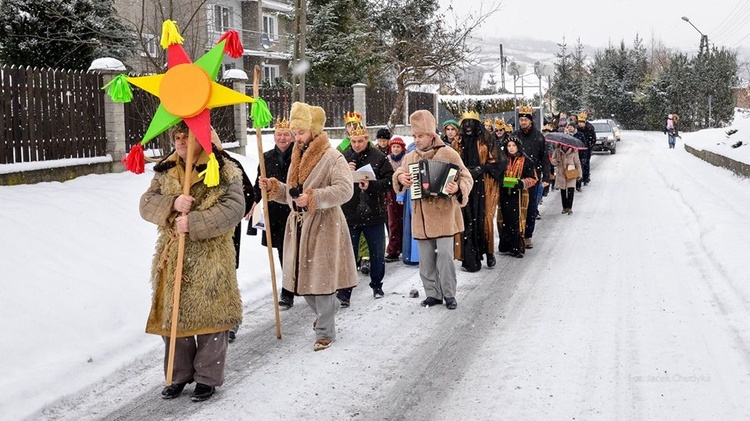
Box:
[305,0,384,87]
[0,0,137,70]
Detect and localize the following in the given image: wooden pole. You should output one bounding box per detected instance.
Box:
[254,65,282,339]
[166,131,195,385]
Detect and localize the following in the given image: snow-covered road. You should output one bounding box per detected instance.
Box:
[19,131,750,420]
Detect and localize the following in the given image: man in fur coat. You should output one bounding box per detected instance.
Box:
[393,110,473,310]
[140,122,245,402]
[259,102,357,351]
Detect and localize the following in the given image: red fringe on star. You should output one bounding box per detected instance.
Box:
[218,30,244,58]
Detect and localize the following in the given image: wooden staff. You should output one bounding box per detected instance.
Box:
[166,131,195,385]
[254,65,282,339]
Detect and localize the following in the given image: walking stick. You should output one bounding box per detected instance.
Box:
[254,65,282,339]
[166,131,195,386]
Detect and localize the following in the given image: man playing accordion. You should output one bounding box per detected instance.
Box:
[393,110,473,310]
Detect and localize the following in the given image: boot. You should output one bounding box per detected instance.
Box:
[486,253,496,268]
[360,258,371,275]
[191,383,215,402]
[161,382,187,399]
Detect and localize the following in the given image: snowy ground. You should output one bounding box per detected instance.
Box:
[2,128,750,420]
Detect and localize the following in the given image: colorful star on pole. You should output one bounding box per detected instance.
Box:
[105,20,272,186]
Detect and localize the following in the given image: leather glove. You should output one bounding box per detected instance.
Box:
[515,179,525,190]
[469,166,483,179]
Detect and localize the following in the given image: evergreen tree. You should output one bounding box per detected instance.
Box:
[305,0,384,88]
[550,38,576,112]
[0,0,137,70]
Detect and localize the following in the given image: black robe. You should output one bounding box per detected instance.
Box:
[498,153,536,256]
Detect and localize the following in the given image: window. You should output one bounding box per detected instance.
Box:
[263,64,279,86]
[263,14,278,41]
[213,5,232,32]
[141,34,157,57]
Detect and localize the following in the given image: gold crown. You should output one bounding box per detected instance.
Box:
[484,118,493,125]
[350,122,368,138]
[344,111,362,124]
[460,111,480,123]
[505,123,513,132]
[494,117,506,129]
[577,112,587,121]
[274,117,291,131]
[518,105,534,115]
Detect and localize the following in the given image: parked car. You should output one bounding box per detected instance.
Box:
[590,119,617,154]
[608,119,622,141]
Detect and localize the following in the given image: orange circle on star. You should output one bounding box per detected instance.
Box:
[159,64,212,118]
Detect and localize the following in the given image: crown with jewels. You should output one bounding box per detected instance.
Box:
[459,111,481,123]
[518,105,534,116]
[350,122,368,138]
[344,111,362,124]
[274,117,291,131]
[494,117,506,129]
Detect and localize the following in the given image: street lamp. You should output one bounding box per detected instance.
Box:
[682,16,712,126]
[681,16,709,49]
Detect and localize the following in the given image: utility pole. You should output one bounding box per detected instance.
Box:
[499,44,506,91]
[292,0,307,102]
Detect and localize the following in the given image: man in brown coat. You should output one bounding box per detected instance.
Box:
[259,102,357,351]
[393,110,473,310]
[140,122,245,402]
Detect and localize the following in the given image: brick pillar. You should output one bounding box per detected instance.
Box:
[352,83,367,125]
[100,73,127,172]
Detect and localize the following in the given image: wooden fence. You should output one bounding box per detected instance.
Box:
[0,65,106,164]
[2,64,437,167]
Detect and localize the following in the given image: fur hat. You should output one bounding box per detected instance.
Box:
[289,102,312,131]
[376,128,391,140]
[410,110,438,141]
[389,136,406,148]
[310,106,326,134]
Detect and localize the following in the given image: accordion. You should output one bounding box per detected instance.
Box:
[408,159,460,199]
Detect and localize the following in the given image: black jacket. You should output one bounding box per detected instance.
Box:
[249,146,293,248]
[514,127,551,183]
[341,143,394,227]
[579,122,597,148]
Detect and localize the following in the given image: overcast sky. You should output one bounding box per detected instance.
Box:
[439,0,750,53]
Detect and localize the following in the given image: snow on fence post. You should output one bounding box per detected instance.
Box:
[224,69,250,156]
[352,83,367,125]
[403,90,410,126]
[88,58,127,171]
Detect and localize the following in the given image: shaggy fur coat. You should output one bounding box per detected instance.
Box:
[267,132,358,295]
[140,149,244,337]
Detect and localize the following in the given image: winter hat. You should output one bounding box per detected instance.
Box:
[310,105,326,135]
[376,128,391,140]
[289,102,312,131]
[389,136,406,148]
[410,109,439,141]
[505,135,522,148]
[442,119,460,130]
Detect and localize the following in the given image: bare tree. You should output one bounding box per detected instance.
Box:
[372,0,500,130]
